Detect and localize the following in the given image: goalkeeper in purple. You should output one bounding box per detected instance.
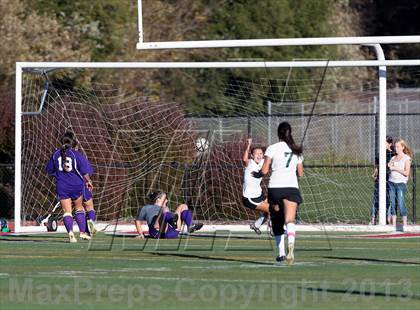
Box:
[46,131,93,243]
[135,191,203,239]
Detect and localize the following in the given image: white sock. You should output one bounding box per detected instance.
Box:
[286,223,296,245]
[254,214,267,228]
[275,234,286,256]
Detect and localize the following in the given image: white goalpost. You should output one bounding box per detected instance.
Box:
[14,58,420,233]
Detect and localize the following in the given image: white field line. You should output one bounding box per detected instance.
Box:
[14,224,420,235]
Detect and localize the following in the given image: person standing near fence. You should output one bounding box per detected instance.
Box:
[370,136,395,225]
[388,139,413,231]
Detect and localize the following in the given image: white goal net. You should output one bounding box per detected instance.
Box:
[17,64,419,229]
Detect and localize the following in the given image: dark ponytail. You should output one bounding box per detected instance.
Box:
[277,122,302,155]
[60,131,76,172]
[148,191,165,204]
[386,136,395,153]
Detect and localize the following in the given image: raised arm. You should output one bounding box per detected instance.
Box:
[242,139,252,166]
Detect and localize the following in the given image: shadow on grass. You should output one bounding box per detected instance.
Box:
[322,256,420,265]
[148,251,277,266]
[0,236,69,243]
[301,286,420,300]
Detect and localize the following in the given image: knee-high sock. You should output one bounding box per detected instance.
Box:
[163,212,176,227]
[270,207,285,236]
[275,234,286,256]
[63,213,73,233]
[286,223,296,245]
[180,210,192,227]
[75,211,86,233]
[254,213,267,228]
[86,210,96,221]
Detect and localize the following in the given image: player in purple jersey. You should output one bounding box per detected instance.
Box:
[46,131,94,243]
[135,191,203,239]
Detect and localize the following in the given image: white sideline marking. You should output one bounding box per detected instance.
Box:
[14,224,420,234]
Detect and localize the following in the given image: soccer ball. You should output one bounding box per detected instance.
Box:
[195,137,210,153]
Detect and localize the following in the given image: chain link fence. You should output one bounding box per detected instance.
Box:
[187,101,419,223]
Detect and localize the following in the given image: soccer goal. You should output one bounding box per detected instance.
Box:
[14,60,420,233]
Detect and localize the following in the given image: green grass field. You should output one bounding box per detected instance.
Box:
[0,231,419,310]
[300,167,419,224]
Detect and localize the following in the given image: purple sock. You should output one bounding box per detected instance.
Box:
[163,212,174,222]
[85,217,90,234]
[86,210,96,221]
[75,211,86,233]
[181,210,193,227]
[63,215,73,233]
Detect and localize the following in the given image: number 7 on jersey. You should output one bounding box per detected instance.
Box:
[284,152,293,168]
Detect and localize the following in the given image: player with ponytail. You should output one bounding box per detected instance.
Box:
[256,122,304,265]
[135,191,203,239]
[46,131,93,243]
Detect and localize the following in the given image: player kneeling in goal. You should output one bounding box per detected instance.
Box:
[135,191,203,239]
[242,139,270,235]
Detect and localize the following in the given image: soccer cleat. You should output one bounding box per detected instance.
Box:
[68,232,77,243]
[87,220,97,236]
[79,232,92,241]
[188,223,203,233]
[286,243,295,266]
[250,223,261,235]
[276,255,286,262]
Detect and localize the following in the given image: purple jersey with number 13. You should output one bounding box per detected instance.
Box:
[46,149,91,200]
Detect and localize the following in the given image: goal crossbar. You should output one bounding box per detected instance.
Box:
[136,35,420,50]
[17,60,420,69]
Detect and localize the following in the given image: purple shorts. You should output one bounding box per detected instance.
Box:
[83,186,93,201]
[57,184,83,200]
[148,225,180,239]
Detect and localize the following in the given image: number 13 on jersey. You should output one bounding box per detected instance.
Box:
[58,157,73,172]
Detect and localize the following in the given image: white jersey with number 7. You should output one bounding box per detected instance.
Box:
[264,141,303,189]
